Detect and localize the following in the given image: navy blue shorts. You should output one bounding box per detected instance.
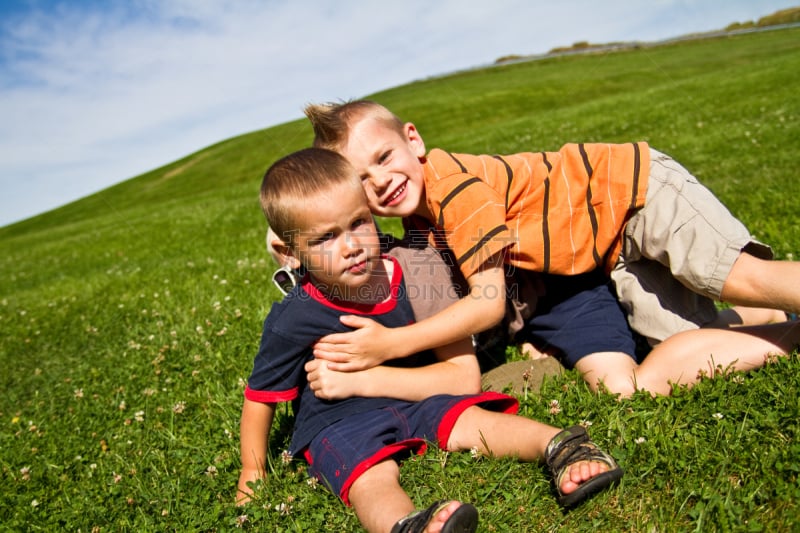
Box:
[303,391,518,505]
[523,270,638,368]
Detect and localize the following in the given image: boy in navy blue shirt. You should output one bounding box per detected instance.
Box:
[237,147,622,533]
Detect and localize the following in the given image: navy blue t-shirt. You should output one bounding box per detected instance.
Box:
[245,256,434,454]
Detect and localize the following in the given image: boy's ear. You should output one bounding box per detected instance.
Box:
[404,122,426,159]
[266,229,302,270]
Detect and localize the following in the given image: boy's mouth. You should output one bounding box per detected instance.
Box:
[346,259,368,274]
[383,180,407,207]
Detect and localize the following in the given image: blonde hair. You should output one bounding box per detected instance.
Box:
[304,100,405,151]
[260,147,361,245]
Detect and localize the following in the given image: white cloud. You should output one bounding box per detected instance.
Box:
[0,0,796,226]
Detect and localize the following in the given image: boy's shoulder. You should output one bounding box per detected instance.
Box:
[262,288,310,332]
[423,148,519,185]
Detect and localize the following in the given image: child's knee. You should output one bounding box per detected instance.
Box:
[575,352,639,397]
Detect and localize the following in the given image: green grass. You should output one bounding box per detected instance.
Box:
[1,26,799,531]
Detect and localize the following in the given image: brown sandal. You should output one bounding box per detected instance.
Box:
[391,500,478,533]
[545,425,623,507]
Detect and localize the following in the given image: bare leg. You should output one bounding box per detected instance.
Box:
[637,322,799,392]
[707,306,787,328]
[575,352,641,396]
[348,459,468,533]
[576,322,800,398]
[349,459,414,533]
[447,407,611,496]
[720,253,800,315]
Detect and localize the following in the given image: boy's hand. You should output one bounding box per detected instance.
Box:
[237,463,267,506]
[313,315,404,370]
[305,358,363,400]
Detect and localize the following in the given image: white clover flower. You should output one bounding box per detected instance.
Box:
[548,399,561,415]
[275,502,292,515]
[635,437,646,444]
[712,413,724,420]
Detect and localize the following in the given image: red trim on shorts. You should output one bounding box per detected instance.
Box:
[305,438,428,507]
[436,391,519,450]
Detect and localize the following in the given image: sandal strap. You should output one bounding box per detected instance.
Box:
[544,425,623,507]
[391,500,478,533]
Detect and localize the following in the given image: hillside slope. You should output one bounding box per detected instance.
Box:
[1,24,799,532]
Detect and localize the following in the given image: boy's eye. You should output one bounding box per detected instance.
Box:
[308,232,335,246]
[378,150,391,164]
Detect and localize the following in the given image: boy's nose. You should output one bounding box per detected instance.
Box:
[343,231,362,253]
[368,171,392,191]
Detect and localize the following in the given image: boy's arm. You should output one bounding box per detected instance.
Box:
[237,398,276,505]
[313,253,507,371]
[305,335,481,401]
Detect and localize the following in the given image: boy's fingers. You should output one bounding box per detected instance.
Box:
[317,331,350,345]
[312,344,351,362]
[320,361,351,372]
[338,314,371,328]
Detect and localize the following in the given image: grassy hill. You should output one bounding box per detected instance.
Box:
[1,25,799,531]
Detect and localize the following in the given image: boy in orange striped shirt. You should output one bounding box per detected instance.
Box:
[304,100,800,397]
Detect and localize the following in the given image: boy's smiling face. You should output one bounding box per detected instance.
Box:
[290,183,383,300]
[340,116,430,220]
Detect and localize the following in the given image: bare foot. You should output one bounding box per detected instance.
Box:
[519,342,548,360]
[558,460,611,495]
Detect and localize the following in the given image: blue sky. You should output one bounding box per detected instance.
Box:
[1,0,797,227]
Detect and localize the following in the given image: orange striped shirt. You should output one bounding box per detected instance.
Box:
[406,143,649,279]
